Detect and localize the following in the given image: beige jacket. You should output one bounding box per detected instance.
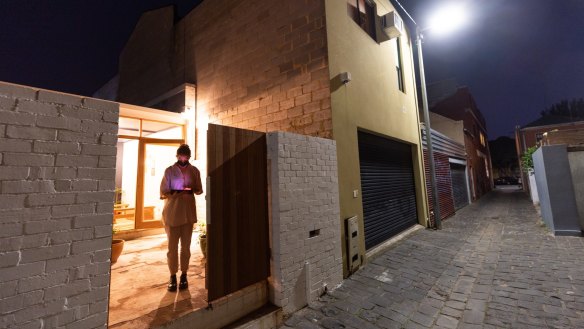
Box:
[160,163,203,227]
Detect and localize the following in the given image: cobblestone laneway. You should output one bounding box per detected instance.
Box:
[281,189,584,329]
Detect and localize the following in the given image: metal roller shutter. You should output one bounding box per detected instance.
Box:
[423,151,456,225]
[358,131,418,250]
[450,163,469,210]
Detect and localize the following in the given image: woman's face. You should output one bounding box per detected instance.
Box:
[177,154,190,163]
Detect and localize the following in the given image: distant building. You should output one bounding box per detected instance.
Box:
[422,81,493,201]
[489,136,520,179]
[515,115,584,190]
[515,116,584,153]
[421,123,470,226]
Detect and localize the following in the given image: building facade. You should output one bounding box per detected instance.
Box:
[98,0,430,277]
[515,117,584,156]
[421,124,470,226]
[425,83,493,201]
[514,116,584,191]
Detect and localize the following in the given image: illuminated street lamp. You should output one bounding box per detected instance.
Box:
[410,2,468,229]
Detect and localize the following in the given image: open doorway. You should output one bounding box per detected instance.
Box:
[109,105,207,327]
[114,114,185,233]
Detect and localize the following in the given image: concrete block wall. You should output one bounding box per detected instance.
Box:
[267,131,343,314]
[179,0,332,138]
[0,82,118,328]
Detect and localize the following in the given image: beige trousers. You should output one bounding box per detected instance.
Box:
[164,223,194,275]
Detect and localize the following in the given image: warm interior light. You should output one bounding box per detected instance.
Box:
[427,3,468,35]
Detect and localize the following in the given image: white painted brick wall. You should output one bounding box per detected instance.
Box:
[267,131,343,315]
[0,82,118,329]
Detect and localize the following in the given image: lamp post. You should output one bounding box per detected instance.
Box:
[416,27,442,229]
[397,1,468,230]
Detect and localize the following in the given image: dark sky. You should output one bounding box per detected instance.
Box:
[399,0,584,137]
[0,1,582,138]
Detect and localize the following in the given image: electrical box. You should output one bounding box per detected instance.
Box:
[345,216,360,274]
[381,11,404,40]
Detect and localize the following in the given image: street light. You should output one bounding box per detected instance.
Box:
[426,3,468,36]
[408,2,468,229]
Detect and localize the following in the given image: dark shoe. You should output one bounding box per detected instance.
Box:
[179,273,188,290]
[168,274,177,292]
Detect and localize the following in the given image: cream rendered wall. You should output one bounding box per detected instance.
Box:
[324,0,429,276]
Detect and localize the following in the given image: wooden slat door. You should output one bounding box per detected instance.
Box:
[206,124,270,302]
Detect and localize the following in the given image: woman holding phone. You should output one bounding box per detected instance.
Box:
[159,144,203,291]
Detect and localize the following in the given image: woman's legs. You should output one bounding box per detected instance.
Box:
[164,225,181,291]
[178,223,194,289]
[164,225,180,275]
[165,223,194,290]
[179,223,194,273]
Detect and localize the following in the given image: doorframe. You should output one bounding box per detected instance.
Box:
[135,138,184,229]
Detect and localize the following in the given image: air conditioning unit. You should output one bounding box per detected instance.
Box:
[381,11,404,39]
[345,216,361,274]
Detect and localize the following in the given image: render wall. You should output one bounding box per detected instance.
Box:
[324,0,429,276]
[267,131,343,315]
[568,149,584,229]
[0,82,118,329]
[428,112,465,146]
[533,145,581,236]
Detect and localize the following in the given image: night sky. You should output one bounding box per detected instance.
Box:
[0,0,582,139]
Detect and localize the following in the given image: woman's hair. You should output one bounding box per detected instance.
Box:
[176,144,191,157]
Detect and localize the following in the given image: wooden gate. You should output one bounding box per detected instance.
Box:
[206,124,270,302]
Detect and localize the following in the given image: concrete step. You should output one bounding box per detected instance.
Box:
[223,303,283,329]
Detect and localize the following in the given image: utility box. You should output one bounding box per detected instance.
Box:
[345,216,361,274]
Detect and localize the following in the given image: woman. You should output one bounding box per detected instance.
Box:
[160,144,203,291]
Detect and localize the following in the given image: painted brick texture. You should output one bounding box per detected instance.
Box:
[183,0,332,138]
[267,131,342,315]
[0,82,118,329]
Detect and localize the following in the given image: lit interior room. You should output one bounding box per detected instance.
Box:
[108,104,208,328]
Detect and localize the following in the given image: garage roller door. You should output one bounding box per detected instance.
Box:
[358,131,418,250]
[450,163,469,210]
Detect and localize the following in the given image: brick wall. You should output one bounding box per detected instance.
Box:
[267,131,342,314]
[0,82,118,329]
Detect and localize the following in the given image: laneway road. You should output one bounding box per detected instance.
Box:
[282,190,584,328]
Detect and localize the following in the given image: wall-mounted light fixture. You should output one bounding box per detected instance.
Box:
[339,72,352,84]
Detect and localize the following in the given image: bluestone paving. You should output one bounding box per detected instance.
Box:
[281,189,584,328]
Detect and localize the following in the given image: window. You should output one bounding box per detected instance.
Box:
[394,37,405,92]
[347,0,376,40]
[479,132,486,147]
